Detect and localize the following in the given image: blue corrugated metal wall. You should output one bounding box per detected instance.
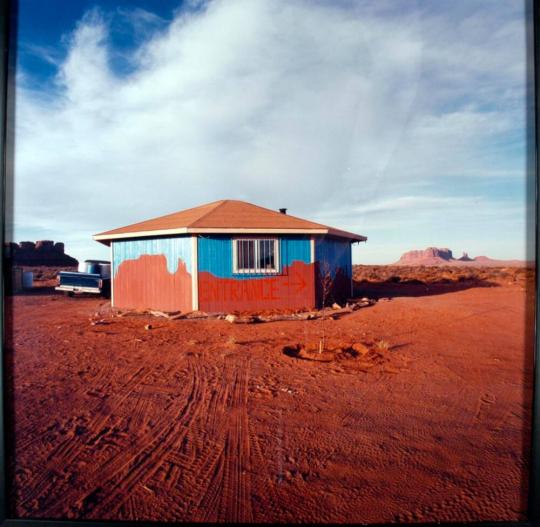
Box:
[197,235,315,311]
[109,234,351,310]
[314,237,351,277]
[112,237,192,277]
[197,235,311,278]
[314,237,352,303]
[111,236,193,312]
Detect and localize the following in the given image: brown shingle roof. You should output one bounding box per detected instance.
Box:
[93,200,367,244]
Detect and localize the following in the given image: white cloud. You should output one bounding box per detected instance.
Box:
[13,0,530,263]
[19,43,62,67]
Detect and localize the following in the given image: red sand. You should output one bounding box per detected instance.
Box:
[6,279,534,523]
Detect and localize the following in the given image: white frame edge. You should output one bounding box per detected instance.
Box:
[232,237,280,274]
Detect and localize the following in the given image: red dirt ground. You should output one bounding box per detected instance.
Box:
[5,272,534,523]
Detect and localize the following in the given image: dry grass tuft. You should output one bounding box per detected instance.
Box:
[375,340,390,352]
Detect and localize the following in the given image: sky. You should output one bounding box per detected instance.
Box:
[10,0,534,264]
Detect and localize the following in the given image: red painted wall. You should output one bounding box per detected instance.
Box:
[114,254,192,312]
[198,261,315,312]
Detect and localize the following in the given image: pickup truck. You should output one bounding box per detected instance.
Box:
[56,260,111,297]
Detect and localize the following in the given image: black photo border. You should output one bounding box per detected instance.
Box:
[0,0,539,526]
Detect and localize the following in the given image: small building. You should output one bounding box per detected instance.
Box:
[93,200,367,312]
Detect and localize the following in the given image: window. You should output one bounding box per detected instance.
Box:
[233,238,279,274]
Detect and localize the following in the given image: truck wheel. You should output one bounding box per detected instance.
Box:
[65,291,74,297]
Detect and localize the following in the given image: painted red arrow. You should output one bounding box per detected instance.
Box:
[290,271,307,293]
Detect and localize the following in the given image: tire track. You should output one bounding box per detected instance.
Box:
[191,357,253,523]
[16,364,116,453]
[139,490,188,522]
[127,388,153,432]
[165,360,238,519]
[46,361,205,518]
[395,457,524,523]
[126,361,232,520]
[20,342,193,513]
[18,365,150,509]
[248,421,283,522]
[204,365,231,436]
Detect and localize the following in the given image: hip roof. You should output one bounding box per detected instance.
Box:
[93,200,367,244]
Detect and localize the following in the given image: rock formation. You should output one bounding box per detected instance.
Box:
[398,247,453,264]
[394,247,525,267]
[4,240,78,267]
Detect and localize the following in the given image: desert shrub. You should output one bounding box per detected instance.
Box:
[353,264,532,288]
[375,340,390,352]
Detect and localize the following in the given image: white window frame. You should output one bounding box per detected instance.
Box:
[232,237,280,274]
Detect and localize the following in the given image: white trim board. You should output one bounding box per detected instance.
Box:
[93,227,366,243]
[191,236,199,311]
[94,227,329,241]
[110,242,115,307]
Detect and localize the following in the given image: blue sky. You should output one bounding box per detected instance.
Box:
[11,0,534,264]
[16,0,176,81]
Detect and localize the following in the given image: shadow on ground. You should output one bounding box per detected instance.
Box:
[354,278,500,299]
[7,286,61,296]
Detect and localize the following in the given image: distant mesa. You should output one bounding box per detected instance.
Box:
[394,247,525,267]
[4,240,79,267]
[397,247,453,264]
